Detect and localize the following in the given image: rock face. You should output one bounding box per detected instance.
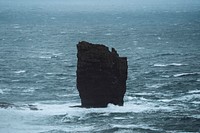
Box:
[76,41,128,108]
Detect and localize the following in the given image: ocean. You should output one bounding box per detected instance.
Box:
[0,0,200,132]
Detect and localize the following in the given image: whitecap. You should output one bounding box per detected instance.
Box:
[79,31,88,34]
[23,100,174,118]
[2,88,11,93]
[137,47,145,50]
[14,70,26,74]
[153,64,167,67]
[173,94,200,101]
[191,101,200,104]
[50,17,56,20]
[125,96,135,101]
[153,63,187,67]
[46,72,54,75]
[60,31,66,35]
[13,25,20,29]
[0,89,3,94]
[173,72,200,77]
[146,83,165,89]
[188,90,200,94]
[0,100,173,133]
[161,75,170,78]
[22,87,36,93]
[111,124,160,131]
[11,80,20,82]
[197,79,200,82]
[105,33,112,36]
[0,107,94,133]
[191,115,200,119]
[140,97,148,101]
[1,99,174,122]
[134,92,153,96]
[157,37,161,40]
[52,53,63,57]
[113,117,126,120]
[170,63,187,66]
[158,99,172,103]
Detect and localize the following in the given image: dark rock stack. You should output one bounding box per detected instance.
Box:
[76,41,128,108]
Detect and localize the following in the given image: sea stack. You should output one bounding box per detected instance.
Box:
[76,41,128,108]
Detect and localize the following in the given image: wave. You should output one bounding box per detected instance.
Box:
[159,93,200,104]
[13,25,20,29]
[158,99,172,103]
[0,100,174,116]
[14,70,26,74]
[0,102,16,109]
[60,31,67,35]
[153,53,182,58]
[161,75,170,78]
[173,94,200,102]
[191,101,200,104]
[146,83,166,89]
[79,31,88,34]
[191,115,200,119]
[105,33,112,36]
[0,89,3,94]
[22,87,36,93]
[173,72,200,77]
[113,117,126,120]
[39,127,94,133]
[0,101,174,133]
[153,63,187,67]
[188,90,200,94]
[110,124,160,131]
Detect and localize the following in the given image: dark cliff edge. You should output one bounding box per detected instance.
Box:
[76,41,128,108]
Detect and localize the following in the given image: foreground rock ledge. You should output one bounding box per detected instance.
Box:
[76,41,128,108]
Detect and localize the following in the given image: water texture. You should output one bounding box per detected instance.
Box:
[0,0,200,132]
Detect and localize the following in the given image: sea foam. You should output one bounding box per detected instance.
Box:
[153,63,187,67]
[14,70,26,74]
[173,72,200,77]
[0,100,174,133]
[2,99,173,117]
[174,94,200,102]
[188,90,200,94]
[111,124,160,131]
[0,89,3,94]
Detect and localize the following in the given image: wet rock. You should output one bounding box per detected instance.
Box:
[28,104,39,110]
[76,41,128,108]
[0,102,15,109]
[0,102,39,111]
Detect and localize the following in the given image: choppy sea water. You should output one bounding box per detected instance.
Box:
[0,0,200,133]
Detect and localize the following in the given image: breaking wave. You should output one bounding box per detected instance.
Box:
[153,63,187,67]
[173,72,200,77]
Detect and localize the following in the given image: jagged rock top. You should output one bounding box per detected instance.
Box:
[77,41,109,51]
